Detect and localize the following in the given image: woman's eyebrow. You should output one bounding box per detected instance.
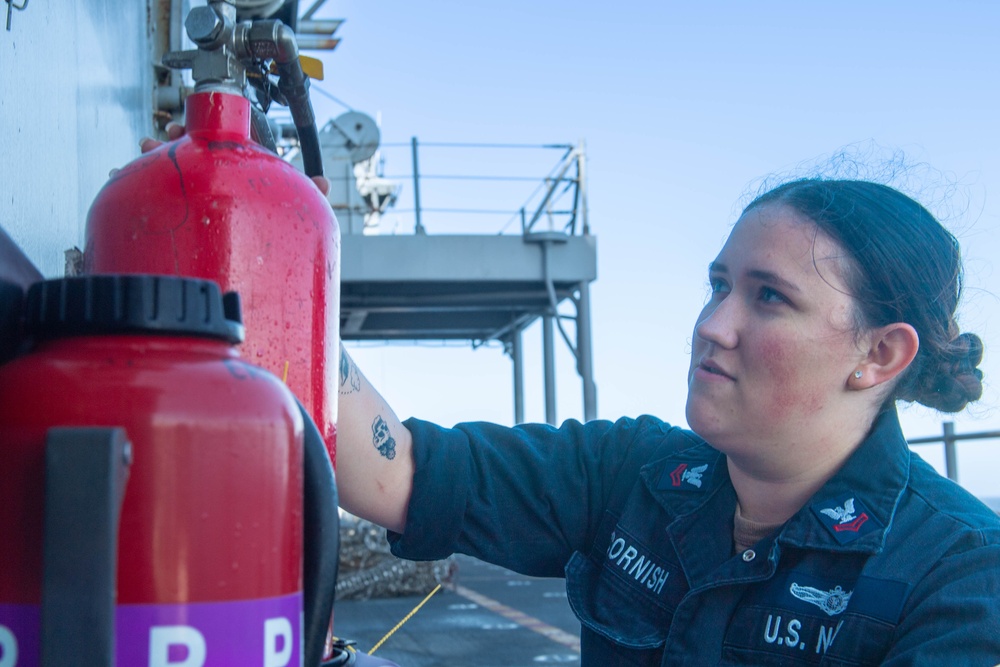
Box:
[710,261,800,292]
[746,269,801,293]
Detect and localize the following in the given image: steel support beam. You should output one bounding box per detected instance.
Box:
[511,326,525,425]
[576,280,597,421]
[543,314,556,425]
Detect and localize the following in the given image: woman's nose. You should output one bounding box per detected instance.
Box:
[694,299,739,349]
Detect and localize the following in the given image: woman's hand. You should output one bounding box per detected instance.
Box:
[137,121,185,154]
[135,122,331,196]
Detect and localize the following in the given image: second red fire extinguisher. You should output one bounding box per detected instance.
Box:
[83,0,341,463]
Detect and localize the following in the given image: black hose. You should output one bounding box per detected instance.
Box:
[277,59,324,177]
[299,398,339,667]
[295,117,324,178]
[246,20,325,178]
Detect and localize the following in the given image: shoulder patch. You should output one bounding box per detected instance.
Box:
[811,494,883,544]
[658,460,715,491]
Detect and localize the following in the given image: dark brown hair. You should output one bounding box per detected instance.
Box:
[745,179,983,413]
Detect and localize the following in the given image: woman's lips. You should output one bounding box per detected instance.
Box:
[696,359,735,381]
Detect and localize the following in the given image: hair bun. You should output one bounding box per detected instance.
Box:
[957,330,983,370]
[919,332,984,412]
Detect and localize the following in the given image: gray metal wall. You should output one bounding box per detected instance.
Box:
[1,0,156,277]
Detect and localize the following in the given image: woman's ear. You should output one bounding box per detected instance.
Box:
[851,323,919,389]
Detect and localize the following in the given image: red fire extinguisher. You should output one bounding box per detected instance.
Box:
[83,0,341,464]
[0,275,313,665]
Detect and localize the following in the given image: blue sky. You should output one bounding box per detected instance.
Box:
[306,1,1000,499]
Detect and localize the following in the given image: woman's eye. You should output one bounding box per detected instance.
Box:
[709,277,730,294]
[759,286,788,304]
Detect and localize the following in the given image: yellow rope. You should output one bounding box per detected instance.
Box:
[368,584,443,655]
[281,360,289,384]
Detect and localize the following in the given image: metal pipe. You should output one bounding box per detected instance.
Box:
[511,328,524,425]
[578,139,589,235]
[543,314,556,425]
[412,137,426,234]
[341,292,564,309]
[943,421,958,482]
[576,280,597,421]
[908,429,1000,444]
[539,240,579,358]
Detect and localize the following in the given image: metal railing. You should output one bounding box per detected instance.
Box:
[381,138,589,238]
[907,422,1000,483]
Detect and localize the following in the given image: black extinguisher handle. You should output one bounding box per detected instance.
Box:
[299,398,340,667]
[40,427,132,667]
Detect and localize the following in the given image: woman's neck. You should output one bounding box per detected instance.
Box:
[724,406,878,524]
[727,460,827,524]
[725,439,862,524]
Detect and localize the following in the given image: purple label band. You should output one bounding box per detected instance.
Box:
[0,604,40,667]
[1,592,302,667]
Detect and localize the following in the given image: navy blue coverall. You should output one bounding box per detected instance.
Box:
[388,410,1000,666]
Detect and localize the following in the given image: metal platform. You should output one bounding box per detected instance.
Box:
[340,231,598,423]
[341,233,596,341]
[331,138,598,423]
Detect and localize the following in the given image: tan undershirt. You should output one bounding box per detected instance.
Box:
[733,503,784,554]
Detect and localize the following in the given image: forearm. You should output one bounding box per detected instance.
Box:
[335,344,414,533]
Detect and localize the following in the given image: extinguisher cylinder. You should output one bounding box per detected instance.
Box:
[83,90,341,467]
[0,275,306,666]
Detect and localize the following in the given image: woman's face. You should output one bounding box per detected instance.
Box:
[685,204,868,465]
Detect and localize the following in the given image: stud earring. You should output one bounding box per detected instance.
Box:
[854,370,863,379]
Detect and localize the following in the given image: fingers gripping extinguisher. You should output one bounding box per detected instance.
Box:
[83,0,340,466]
